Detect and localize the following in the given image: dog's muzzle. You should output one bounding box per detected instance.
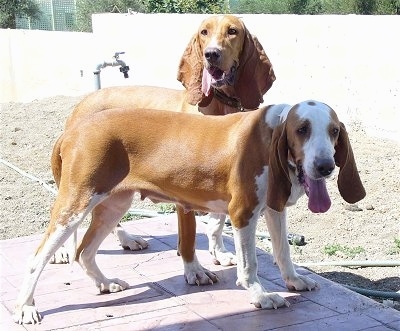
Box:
[210,65,236,87]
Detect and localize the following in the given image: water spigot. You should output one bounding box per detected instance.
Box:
[93,51,130,90]
[119,65,130,78]
[114,52,129,78]
[113,51,125,59]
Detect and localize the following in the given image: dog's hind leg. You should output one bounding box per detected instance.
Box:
[76,191,134,293]
[207,213,237,266]
[13,192,106,324]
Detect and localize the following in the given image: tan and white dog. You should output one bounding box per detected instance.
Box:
[14,100,365,324]
[51,14,275,269]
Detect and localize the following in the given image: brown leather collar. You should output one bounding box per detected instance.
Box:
[213,88,244,112]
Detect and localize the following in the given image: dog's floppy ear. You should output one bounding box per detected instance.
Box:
[267,122,292,212]
[177,33,204,105]
[235,31,276,109]
[334,122,366,203]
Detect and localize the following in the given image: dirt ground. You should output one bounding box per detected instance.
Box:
[1,95,399,310]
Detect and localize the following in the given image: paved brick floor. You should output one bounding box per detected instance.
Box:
[1,215,399,330]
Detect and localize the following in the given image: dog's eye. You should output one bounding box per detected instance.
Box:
[228,28,237,35]
[332,127,339,136]
[201,29,208,36]
[297,126,308,135]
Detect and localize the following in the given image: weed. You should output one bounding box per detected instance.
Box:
[388,237,400,255]
[120,203,175,223]
[121,212,140,222]
[158,203,176,214]
[323,244,365,258]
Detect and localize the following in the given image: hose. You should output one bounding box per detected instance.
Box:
[126,208,164,218]
[0,158,57,194]
[343,285,400,301]
[297,260,400,268]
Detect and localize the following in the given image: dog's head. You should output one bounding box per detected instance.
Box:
[267,101,366,213]
[199,15,245,90]
[177,15,275,109]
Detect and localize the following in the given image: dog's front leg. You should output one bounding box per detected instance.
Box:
[207,213,237,266]
[177,207,218,285]
[233,217,289,309]
[265,207,319,291]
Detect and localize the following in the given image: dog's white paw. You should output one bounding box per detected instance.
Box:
[49,246,70,264]
[115,230,149,251]
[184,261,218,285]
[210,249,237,266]
[252,292,290,309]
[13,304,42,324]
[98,278,129,293]
[285,274,319,292]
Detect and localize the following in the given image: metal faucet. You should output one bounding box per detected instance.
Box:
[93,51,130,90]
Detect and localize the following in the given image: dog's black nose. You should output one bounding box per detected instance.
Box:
[315,158,335,177]
[205,47,221,63]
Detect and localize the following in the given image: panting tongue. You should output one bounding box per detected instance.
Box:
[201,68,213,96]
[305,176,331,213]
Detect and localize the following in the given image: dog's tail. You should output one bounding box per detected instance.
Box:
[51,134,63,188]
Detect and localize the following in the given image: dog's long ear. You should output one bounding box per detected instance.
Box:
[267,122,292,212]
[177,33,204,105]
[235,31,276,109]
[335,122,366,203]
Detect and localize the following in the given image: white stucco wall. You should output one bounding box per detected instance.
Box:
[0,29,94,102]
[1,14,399,141]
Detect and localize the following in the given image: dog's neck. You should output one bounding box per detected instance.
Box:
[197,87,244,115]
[212,88,244,112]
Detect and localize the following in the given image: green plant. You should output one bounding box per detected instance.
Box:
[75,0,146,32]
[388,237,400,255]
[323,244,365,258]
[145,0,227,14]
[231,0,400,15]
[121,212,139,222]
[0,0,41,29]
[157,203,176,214]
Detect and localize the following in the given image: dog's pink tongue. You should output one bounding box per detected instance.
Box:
[306,176,331,213]
[201,68,212,96]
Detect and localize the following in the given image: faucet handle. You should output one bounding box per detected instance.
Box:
[114,51,125,59]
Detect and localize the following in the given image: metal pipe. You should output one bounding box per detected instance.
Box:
[93,52,130,90]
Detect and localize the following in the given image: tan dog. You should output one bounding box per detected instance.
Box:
[14,101,365,324]
[51,14,275,268]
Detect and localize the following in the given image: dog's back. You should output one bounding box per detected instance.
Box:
[66,86,191,129]
[59,107,269,209]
